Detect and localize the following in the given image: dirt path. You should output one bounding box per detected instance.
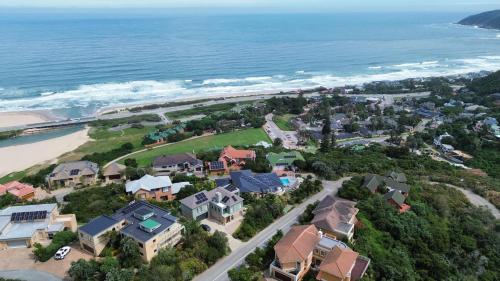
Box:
[429,182,500,219]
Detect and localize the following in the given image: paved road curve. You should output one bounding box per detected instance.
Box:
[193,177,351,281]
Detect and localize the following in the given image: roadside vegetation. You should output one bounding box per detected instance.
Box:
[272,114,296,131]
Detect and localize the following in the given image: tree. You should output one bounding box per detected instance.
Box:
[322,117,332,135]
[69,259,100,281]
[228,266,259,281]
[208,231,230,256]
[331,132,337,148]
[124,158,138,168]
[273,137,283,147]
[119,237,142,268]
[320,134,331,153]
[105,268,134,281]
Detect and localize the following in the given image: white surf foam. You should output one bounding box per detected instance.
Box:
[2,55,500,114]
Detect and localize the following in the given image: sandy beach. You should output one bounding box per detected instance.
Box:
[0,111,60,128]
[0,127,90,178]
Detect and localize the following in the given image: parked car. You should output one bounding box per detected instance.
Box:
[54,246,71,260]
[201,224,211,232]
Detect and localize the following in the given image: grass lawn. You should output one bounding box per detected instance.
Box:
[58,126,153,162]
[123,128,270,166]
[273,114,296,131]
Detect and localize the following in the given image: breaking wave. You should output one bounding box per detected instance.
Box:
[1,55,500,115]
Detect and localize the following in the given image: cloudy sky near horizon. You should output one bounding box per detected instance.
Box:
[0,0,498,12]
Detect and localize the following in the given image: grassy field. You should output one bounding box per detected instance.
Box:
[273,114,296,131]
[123,128,270,166]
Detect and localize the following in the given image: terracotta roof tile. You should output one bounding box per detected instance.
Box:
[274,225,320,264]
[317,246,359,279]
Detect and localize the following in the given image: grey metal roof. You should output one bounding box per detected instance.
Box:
[78,215,119,236]
[112,201,178,243]
[229,170,282,193]
[49,161,99,180]
[180,187,243,210]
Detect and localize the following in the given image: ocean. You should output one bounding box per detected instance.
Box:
[0,11,499,118]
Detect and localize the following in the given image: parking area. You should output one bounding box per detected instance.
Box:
[0,242,93,279]
[200,216,244,251]
[264,113,298,149]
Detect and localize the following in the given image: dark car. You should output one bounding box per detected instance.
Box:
[201,224,211,232]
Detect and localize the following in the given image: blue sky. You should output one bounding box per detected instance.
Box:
[0,0,498,12]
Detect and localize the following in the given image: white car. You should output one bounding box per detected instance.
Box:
[54,246,71,260]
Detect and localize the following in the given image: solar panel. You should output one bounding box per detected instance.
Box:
[195,192,208,204]
[121,201,142,214]
[222,196,230,203]
[284,155,296,159]
[210,161,224,170]
[232,196,238,201]
[69,169,80,176]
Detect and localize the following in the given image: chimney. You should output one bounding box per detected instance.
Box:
[215,192,222,203]
[318,230,323,239]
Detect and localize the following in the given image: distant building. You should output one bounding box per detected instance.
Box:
[179,186,244,224]
[208,146,256,174]
[125,174,189,202]
[78,200,183,261]
[0,181,35,201]
[311,195,359,241]
[363,172,409,196]
[102,163,126,184]
[152,153,203,176]
[0,203,77,249]
[47,161,99,188]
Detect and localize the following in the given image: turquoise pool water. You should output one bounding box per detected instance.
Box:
[280,178,290,186]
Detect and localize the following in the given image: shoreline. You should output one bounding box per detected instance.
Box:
[0,126,90,178]
[0,110,62,128]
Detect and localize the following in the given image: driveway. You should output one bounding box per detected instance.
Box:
[0,269,61,281]
[200,217,244,251]
[193,177,350,281]
[0,242,93,279]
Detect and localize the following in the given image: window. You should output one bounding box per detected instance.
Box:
[140,252,143,256]
[154,249,157,253]
[153,239,156,243]
[138,243,143,248]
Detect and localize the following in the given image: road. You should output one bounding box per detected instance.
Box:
[429,182,500,219]
[263,113,298,149]
[337,136,389,147]
[193,177,351,281]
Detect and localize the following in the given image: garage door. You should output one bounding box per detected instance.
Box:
[6,239,27,248]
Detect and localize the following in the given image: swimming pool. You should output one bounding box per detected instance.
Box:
[280,178,290,186]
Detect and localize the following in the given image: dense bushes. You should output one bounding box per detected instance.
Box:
[288,178,322,204]
[337,176,371,201]
[233,194,286,241]
[61,184,130,223]
[228,231,283,281]
[33,231,77,262]
[89,114,161,128]
[19,164,57,187]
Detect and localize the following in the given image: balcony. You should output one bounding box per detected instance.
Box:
[269,260,301,281]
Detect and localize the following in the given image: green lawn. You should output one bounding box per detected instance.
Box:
[123,128,270,166]
[273,114,296,131]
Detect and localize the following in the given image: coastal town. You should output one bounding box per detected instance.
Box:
[0,70,499,281]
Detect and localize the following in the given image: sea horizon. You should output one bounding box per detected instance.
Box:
[0,11,499,118]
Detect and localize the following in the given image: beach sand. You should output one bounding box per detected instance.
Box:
[0,111,59,128]
[0,127,90,178]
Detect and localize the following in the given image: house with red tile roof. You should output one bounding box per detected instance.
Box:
[208,146,256,174]
[0,181,35,201]
[270,224,370,281]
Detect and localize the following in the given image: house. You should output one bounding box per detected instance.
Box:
[364,172,409,196]
[179,186,244,224]
[152,153,204,176]
[270,225,320,281]
[384,190,411,213]
[102,163,126,184]
[210,146,256,173]
[316,246,370,281]
[269,225,370,281]
[47,161,99,188]
[125,174,189,201]
[266,151,305,172]
[146,123,186,144]
[229,170,283,195]
[311,196,359,241]
[0,204,77,250]
[0,181,35,201]
[78,200,183,261]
